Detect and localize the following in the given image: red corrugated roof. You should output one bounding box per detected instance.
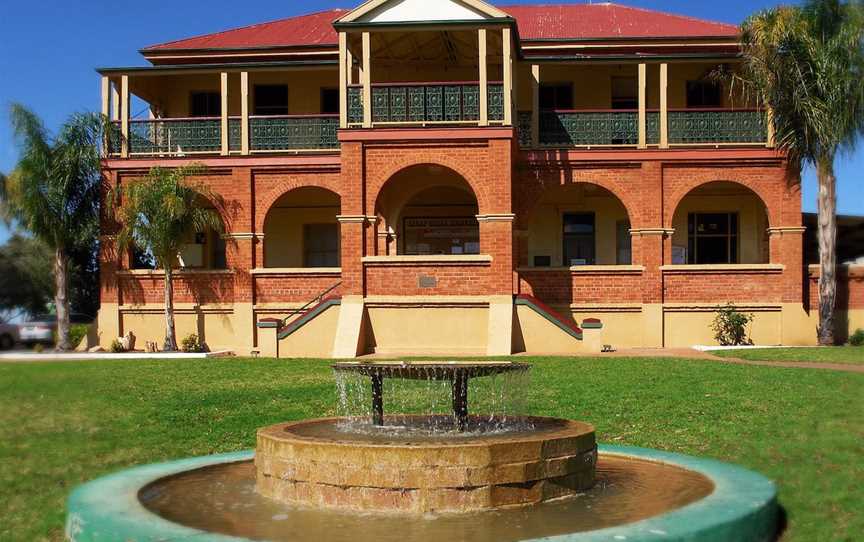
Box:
[143,3,738,52]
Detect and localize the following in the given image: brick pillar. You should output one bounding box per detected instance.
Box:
[97,234,121,346]
[478,216,515,295]
[338,140,367,296]
[226,166,256,355]
[634,160,667,347]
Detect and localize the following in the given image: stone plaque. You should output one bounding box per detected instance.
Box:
[418,275,438,288]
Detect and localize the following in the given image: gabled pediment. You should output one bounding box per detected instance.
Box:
[338,0,510,24]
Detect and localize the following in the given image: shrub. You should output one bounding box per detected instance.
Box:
[711,304,755,346]
[109,339,125,354]
[68,324,89,349]
[181,333,204,353]
[850,329,864,347]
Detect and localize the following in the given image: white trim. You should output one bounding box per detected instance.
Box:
[338,0,508,24]
[362,254,492,264]
[116,269,235,276]
[661,264,784,272]
[475,213,516,222]
[519,265,645,273]
[251,268,341,275]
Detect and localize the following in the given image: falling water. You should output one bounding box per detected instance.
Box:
[333,363,533,436]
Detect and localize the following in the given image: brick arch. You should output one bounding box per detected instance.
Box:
[255,177,341,233]
[666,178,775,228]
[517,170,642,229]
[367,157,492,216]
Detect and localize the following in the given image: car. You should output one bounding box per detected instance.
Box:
[18,313,93,347]
[0,323,18,350]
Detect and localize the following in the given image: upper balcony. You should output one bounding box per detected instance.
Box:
[98,2,773,160]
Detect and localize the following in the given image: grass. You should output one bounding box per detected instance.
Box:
[0,357,862,541]
[714,346,864,364]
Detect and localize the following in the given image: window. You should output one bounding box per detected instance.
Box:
[321,88,339,114]
[254,85,289,116]
[304,224,340,267]
[190,92,221,117]
[562,213,595,266]
[540,83,574,110]
[616,220,632,264]
[611,77,638,110]
[688,213,738,264]
[686,81,723,108]
[403,217,480,255]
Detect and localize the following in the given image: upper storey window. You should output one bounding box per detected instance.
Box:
[611,77,638,110]
[321,88,339,115]
[686,81,723,108]
[190,92,221,117]
[540,83,574,110]
[254,85,289,116]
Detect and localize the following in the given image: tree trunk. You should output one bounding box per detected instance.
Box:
[816,156,838,346]
[54,247,71,351]
[163,266,178,351]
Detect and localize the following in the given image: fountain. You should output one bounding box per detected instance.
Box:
[66,361,779,541]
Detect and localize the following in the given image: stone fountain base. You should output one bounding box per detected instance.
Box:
[255,417,597,513]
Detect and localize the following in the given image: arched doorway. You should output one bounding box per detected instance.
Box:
[263,187,341,268]
[671,181,770,265]
[524,183,632,267]
[376,165,480,256]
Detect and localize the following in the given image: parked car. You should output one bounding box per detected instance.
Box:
[0,323,18,350]
[18,313,93,347]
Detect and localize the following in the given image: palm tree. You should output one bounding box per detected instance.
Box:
[735,0,864,345]
[0,105,104,350]
[115,166,223,351]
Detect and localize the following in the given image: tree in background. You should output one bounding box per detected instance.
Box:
[735,0,864,344]
[0,234,53,320]
[0,105,104,349]
[115,166,223,351]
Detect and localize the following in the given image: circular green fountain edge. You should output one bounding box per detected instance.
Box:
[65,445,778,542]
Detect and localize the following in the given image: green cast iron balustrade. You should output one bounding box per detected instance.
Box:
[108,122,122,155]
[128,118,222,155]
[668,110,766,144]
[228,118,242,152]
[249,116,339,151]
[517,111,533,147]
[646,111,660,146]
[539,110,640,147]
[349,83,505,125]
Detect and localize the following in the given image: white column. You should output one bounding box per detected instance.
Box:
[339,32,348,129]
[479,28,488,126]
[120,75,130,158]
[660,63,669,149]
[766,106,776,148]
[111,82,120,121]
[100,76,110,157]
[241,71,250,155]
[362,31,372,128]
[531,64,540,148]
[637,63,646,149]
[220,72,229,156]
[502,27,513,126]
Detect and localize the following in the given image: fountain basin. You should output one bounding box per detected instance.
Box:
[65,445,778,542]
[256,417,597,512]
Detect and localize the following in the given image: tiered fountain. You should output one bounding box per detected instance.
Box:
[66,362,779,542]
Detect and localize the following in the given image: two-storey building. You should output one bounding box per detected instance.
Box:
[96,0,858,357]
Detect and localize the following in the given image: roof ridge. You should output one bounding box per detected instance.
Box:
[498,2,738,31]
[142,8,348,51]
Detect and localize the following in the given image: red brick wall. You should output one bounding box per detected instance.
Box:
[254,274,342,304]
[519,270,644,305]
[364,262,494,296]
[807,266,864,311]
[117,272,235,306]
[662,269,785,304]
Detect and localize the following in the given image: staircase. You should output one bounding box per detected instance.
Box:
[515,294,583,341]
[277,282,342,340]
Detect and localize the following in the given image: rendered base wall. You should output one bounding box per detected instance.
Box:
[112,306,237,351]
[363,302,490,355]
[255,305,341,358]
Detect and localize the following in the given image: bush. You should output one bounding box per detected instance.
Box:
[180,333,204,353]
[850,329,864,347]
[711,304,755,346]
[68,324,89,349]
[109,339,125,354]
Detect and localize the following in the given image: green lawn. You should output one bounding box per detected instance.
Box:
[714,346,864,364]
[1,357,861,542]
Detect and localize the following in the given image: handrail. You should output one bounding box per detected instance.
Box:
[348,80,504,88]
[281,281,342,328]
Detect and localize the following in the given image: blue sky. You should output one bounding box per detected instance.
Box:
[1,0,862,245]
